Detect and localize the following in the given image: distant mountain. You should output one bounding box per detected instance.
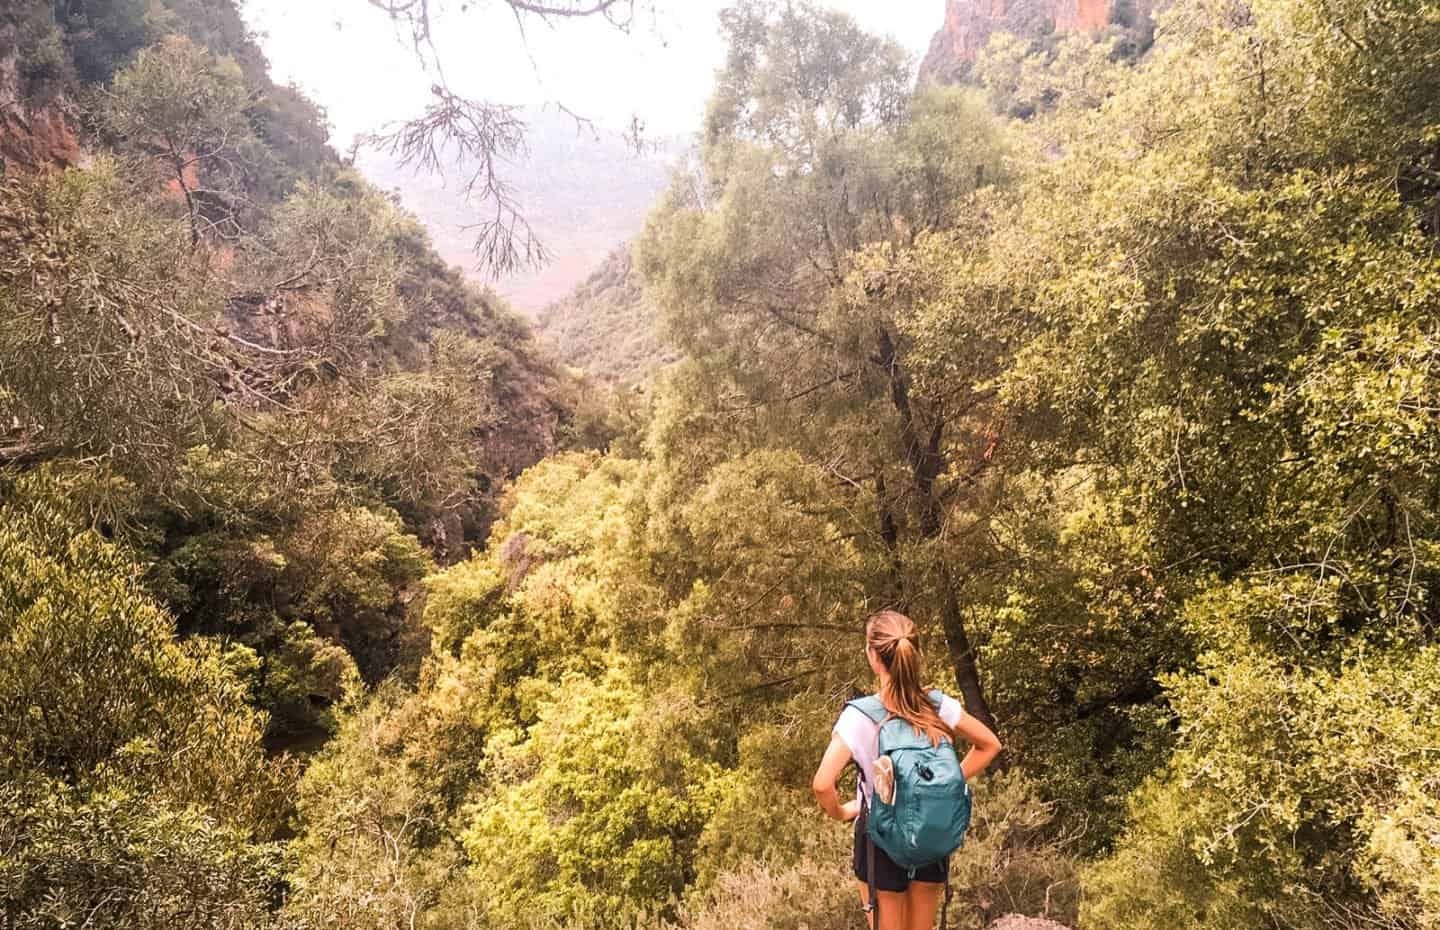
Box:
[358,109,681,315]
[535,247,676,386]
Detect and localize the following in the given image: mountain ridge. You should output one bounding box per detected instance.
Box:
[534,246,676,386]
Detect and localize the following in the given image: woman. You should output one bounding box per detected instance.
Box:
[812,610,1003,930]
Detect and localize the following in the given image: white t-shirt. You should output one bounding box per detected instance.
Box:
[834,693,965,802]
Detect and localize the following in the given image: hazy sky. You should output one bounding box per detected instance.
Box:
[241,1,944,146]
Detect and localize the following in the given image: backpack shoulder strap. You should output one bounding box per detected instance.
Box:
[928,689,960,748]
[844,695,888,725]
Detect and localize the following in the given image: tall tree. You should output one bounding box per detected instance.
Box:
[95,36,255,246]
[638,0,1013,728]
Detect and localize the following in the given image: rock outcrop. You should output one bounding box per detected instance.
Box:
[0,49,81,173]
[920,0,1151,84]
[0,65,81,172]
[0,99,81,172]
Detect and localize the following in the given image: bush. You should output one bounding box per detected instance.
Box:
[0,783,289,930]
[63,0,154,84]
[0,485,291,926]
[679,769,1081,930]
[286,682,466,930]
[461,669,732,928]
[0,491,286,824]
[674,824,859,930]
[949,772,1079,930]
[278,505,433,683]
[1083,644,1440,930]
[6,4,69,91]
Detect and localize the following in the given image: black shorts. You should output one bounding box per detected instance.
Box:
[852,808,948,892]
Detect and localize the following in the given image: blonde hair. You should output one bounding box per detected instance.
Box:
[866,610,954,748]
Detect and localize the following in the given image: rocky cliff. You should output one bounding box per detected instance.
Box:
[920,0,1153,84]
[0,26,82,172]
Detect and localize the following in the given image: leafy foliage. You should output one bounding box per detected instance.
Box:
[0,785,290,930]
[7,1,1440,929]
[0,481,290,926]
[639,0,1015,728]
[464,670,731,924]
[0,164,227,479]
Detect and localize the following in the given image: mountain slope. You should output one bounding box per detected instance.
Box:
[0,0,583,752]
[534,247,676,385]
[359,111,679,314]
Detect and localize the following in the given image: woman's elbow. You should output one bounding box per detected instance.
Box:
[811,774,833,800]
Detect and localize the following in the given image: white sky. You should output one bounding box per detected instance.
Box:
[240,1,944,145]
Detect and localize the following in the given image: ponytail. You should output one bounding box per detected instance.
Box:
[865,610,955,748]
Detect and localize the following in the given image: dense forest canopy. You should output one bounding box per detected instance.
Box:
[2,1,1439,929]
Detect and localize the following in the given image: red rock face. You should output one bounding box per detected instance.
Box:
[927,0,1019,73]
[1058,0,1115,31]
[920,0,1124,84]
[0,50,83,173]
[1,104,82,170]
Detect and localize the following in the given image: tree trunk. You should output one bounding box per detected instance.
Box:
[935,560,995,732]
[876,327,997,732]
[875,472,905,603]
[0,441,60,468]
[172,154,201,249]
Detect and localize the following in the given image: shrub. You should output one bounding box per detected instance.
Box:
[461,669,731,928]
[0,492,286,824]
[63,0,154,84]
[0,783,289,930]
[674,824,859,930]
[1083,644,1440,930]
[0,486,290,926]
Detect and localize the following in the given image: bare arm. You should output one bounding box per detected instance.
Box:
[954,713,1002,781]
[812,733,861,822]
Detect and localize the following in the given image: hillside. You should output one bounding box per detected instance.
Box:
[0,0,573,543]
[360,111,679,314]
[534,247,676,385]
[0,0,577,755]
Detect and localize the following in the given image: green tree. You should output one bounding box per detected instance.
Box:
[461,669,732,927]
[0,165,227,484]
[60,0,155,84]
[286,682,466,930]
[0,480,290,926]
[639,0,1014,727]
[96,36,256,246]
[905,0,1440,914]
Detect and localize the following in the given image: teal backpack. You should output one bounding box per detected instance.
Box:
[847,690,973,870]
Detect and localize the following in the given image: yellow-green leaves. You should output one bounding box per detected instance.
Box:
[1086,646,1440,930]
[0,488,290,928]
[462,669,728,927]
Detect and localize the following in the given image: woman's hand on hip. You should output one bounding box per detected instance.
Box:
[812,733,855,821]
